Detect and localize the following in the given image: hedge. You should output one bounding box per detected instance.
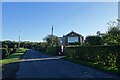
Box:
[38,47,47,52]
[64,45,120,69]
[47,46,60,56]
[0,48,18,59]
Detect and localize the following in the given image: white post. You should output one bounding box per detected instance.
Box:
[61,45,63,53]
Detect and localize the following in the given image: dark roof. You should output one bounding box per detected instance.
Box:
[64,31,82,37]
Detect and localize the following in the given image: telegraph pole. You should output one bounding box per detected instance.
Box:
[51,25,53,46]
[117,19,120,27]
[52,25,53,36]
[18,28,21,51]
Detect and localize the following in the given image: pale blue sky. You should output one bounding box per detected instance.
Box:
[2,2,118,42]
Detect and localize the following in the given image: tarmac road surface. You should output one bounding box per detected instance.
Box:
[16,49,119,78]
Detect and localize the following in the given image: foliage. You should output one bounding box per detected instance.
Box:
[1,48,8,59]
[83,21,120,46]
[47,47,59,56]
[36,42,48,52]
[0,52,24,65]
[1,48,26,59]
[102,21,120,45]
[1,40,28,59]
[2,40,18,48]
[85,35,102,45]
[64,45,120,69]
[16,48,26,53]
[64,57,120,75]
[43,35,60,47]
[68,42,81,45]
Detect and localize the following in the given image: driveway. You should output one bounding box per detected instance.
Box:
[16,49,119,78]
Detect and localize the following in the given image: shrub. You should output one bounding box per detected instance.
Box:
[17,48,26,53]
[47,46,59,56]
[64,45,120,69]
[1,48,8,59]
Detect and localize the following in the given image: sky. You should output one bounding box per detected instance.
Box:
[2,0,120,2]
[2,2,118,42]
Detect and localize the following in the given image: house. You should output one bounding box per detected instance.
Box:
[59,31,84,46]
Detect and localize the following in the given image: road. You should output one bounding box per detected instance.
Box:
[16,49,119,78]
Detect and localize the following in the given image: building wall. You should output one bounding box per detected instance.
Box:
[66,34,79,44]
[59,32,84,46]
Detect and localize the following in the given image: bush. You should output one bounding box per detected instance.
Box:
[38,47,47,52]
[69,42,81,45]
[64,45,120,69]
[17,48,26,53]
[10,48,17,54]
[1,48,8,59]
[1,48,20,59]
[47,46,59,56]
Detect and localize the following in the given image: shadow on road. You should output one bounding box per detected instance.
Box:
[2,54,25,79]
[2,62,20,79]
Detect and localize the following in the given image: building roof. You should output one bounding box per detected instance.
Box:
[64,31,82,37]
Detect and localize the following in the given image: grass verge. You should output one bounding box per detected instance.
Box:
[0,52,24,65]
[0,48,26,65]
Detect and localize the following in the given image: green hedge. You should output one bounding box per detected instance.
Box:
[1,48,8,59]
[36,46,60,55]
[1,48,18,59]
[47,47,59,56]
[64,45,120,69]
[36,46,47,52]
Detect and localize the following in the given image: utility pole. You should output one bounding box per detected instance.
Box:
[117,19,120,28]
[18,28,21,51]
[52,25,53,36]
[51,25,53,46]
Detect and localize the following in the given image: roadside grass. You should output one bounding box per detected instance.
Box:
[0,53,24,65]
[63,57,120,76]
[16,48,27,53]
[0,48,26,65]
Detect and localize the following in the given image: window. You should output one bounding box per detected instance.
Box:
[68,37,78,43]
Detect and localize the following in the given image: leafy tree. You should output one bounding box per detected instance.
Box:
[85,35,102,45]
[2,40,16,48]
[43,35,60,47]
[102,21,120,45]
[2,44,8,48]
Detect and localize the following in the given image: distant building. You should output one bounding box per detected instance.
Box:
[59,31,84,46]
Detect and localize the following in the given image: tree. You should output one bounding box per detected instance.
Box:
[85,35,102,45]
[43,35,60,47]
[2,40,16,48]
[102,21,120,45]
